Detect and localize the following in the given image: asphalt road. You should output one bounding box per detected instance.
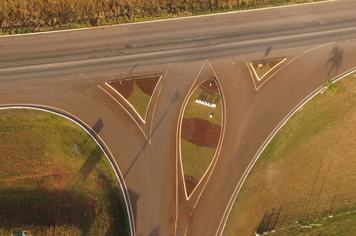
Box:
[1,0,356,235]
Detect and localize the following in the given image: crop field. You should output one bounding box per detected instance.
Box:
[0,0,323,34]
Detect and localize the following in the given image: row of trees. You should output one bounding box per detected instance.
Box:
[0,0,321,34]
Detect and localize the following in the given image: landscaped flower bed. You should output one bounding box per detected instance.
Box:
[107,75,162,122]
[250,57,286,81]
[180,78,223,197]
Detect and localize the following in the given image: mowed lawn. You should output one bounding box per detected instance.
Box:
[224,73,356,235]
[0,109,129,236]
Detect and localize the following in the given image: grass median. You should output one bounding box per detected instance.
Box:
[0,0,324,35]
[0,108,130,236]
[224,72,356,235]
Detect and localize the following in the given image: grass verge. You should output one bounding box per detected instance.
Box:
[0,108,130,236]
[223,73,356,236]
[0,0,325,35]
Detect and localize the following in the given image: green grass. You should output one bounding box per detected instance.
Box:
[223,73,356,236]
[0,0,325,35]
[180,83,223,182]
[181,138,217,181]
[183,87,222,126]
[127,81,151,122]
[0,109,130,236]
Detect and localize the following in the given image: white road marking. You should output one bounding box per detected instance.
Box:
[149,64,170,144]
[79,73,94,83]
[175,60,207,236]
[97,84,149,141]
[215,66,356,236]
[242,54,257,90]
[0,104,135,236]
[191,59,227,211]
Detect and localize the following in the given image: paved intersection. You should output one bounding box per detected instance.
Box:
[1,0,356,235]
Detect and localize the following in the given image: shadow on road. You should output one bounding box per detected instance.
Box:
[128,189,140,230]
[325,46,343,77]
[123,91,179,178]
[147,226,161,236]
[264,46,272,59]
[92,118,104,136]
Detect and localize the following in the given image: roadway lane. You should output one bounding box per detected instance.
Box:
[1,0,356,235]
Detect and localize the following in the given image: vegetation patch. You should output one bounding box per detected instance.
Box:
[0,109,129,236]
[0,0,324,35]
[223,73,356,236]
[107,74,161,122]
[250,57,286,81]
[180,78,223,196]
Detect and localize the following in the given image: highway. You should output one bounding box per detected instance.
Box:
[1,0,356,235]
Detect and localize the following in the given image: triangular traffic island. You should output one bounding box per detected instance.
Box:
[179,78,224,198]
[250,57,286,81]
[106,74,162,123]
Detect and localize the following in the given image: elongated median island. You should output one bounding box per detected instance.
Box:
[0,108,129,236]
[180,78,224,198]
[106,74,162,123]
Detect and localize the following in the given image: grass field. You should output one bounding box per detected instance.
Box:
[0,108,129,236]
[223,72,356,235]
[0,0,324,35]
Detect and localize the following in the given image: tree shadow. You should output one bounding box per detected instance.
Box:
[264,46,272,59]
[99,170,130,236]
[0,187,95,233]
[325,46,343,77]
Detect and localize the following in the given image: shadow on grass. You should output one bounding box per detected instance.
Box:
[79,145,103,181]
[0,187,95,233]
[256,207,281,234]
[96,170,131,236]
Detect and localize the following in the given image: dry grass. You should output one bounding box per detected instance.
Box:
[224,73,356,236]
[0,0,324,34]
[0,109,129,236]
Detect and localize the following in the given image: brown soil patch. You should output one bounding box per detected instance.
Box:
[184,175,198,196]
[135,75,161,96]
[182,118,221,147]
[108,80,133,99]
[199,78,219,94]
